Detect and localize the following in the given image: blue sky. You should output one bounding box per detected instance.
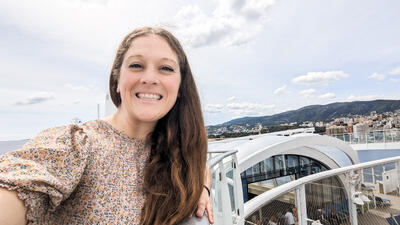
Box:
[0,0,399,140]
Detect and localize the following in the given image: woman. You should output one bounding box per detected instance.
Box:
[267,216,277,225]
[0,27,213,225]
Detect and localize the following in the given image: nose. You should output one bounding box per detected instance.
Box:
[140,67,159,85]
[140,68,159,84]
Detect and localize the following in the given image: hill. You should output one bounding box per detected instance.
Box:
[207,99,400,135]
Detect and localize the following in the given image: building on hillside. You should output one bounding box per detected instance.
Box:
[347,122,353,133]
[326,125,346,135]
[353,123,369,139]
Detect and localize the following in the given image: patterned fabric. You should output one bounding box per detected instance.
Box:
[0,120,150,224]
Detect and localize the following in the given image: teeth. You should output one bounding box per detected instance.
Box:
[137,93,161,100]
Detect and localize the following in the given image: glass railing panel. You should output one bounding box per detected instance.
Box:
[336,135,345,141]
[344,133,351,142]
[359,133,367,144]
[245,193,296,225]
[367,132,375,143]
[329,129,400,144]
[385,131,394,143]
[350,134,359,144]
[375,131,384,143]
[394,130,400,142]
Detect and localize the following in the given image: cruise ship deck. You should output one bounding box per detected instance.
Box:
[207,129,400,225]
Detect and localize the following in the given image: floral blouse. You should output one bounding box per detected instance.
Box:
[0,120,150,224]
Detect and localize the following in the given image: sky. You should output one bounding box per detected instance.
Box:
[0,0,399,140]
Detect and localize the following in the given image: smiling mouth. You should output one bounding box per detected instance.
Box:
[136,93,163,100]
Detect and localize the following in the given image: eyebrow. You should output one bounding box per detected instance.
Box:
[126,55,178,67]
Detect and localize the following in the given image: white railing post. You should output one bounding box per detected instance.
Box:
[373,131,376,143]
[392,130,394,142]
[232,154,245,225]
[396,160,400,196]
[295,184,308,225]
[218,161,233,225]
[372,167,375,184]
[346,171,358,225]
[383,130,386,143]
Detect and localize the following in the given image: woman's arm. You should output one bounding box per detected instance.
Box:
[195,168,213,224]
[0,188,27,225]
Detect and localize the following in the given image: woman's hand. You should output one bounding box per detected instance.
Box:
[194,168,213,224]
[195,186,213,224]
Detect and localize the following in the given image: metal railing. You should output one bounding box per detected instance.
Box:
[208,150,245,225]
[330,129,400,145]
[209,150,400,225]
[243,155,400,225]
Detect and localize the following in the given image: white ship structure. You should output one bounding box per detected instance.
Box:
[208,129,400,225]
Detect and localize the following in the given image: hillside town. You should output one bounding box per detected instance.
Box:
[322,109,400,135]
[207,109,400,138]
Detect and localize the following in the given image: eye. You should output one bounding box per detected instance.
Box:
[161,66,174,72]
[129,63,142,69]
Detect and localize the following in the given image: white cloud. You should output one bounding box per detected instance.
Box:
[346,94,383,101]
[65,83,98,91]
[0,0,184,65]
[389,78,400,82]
[368,72,385,81]
[71,0,109,4]
[318,93,336,99]
[205,104,225,113]
[292,71,349,85]
[173,0,275,47]
[14,92,54,105]
[273,84,287,94]
[205,101,276,116]
[299,88,316,96]
[226,102,275,116]
[389,66,400,75]
[227,96,236,102]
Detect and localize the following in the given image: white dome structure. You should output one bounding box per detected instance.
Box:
[209,132,359,173]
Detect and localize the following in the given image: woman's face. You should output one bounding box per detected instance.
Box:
[118,35,181,124]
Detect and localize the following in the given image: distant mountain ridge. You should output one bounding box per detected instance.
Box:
[208,100,400,132]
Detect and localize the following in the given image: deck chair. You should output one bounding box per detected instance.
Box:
[386,217,397,225]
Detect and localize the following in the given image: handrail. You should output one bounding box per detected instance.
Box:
[244,155,400,217]
[207,150,238,168]
[328,129,400,136]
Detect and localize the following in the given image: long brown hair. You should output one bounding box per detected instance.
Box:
[109,27,208,225]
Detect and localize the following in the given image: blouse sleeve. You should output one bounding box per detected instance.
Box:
[0,124,90,223]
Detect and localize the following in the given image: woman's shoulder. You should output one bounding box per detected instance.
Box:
[15,120,103,156]
[29,121,95,145]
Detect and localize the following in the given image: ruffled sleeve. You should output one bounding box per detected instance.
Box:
[0,124,90,223]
